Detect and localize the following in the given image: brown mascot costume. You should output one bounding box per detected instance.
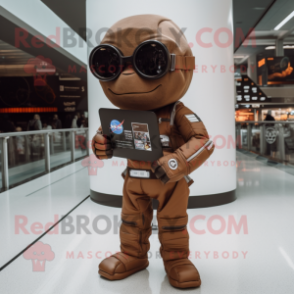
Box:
[91,14,215,289]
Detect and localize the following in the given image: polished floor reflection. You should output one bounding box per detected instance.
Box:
[0,151,294,294]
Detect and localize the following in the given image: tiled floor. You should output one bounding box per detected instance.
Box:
[0,152,294,294]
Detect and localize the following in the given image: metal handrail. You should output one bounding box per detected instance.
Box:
[0,128,89,191]
[0,127,88,138]
[236,121,294,124]
[235,121,294,164]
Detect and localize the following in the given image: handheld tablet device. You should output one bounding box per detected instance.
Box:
[99,108,163,161]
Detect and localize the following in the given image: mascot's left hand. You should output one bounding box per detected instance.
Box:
[151,151,188,184]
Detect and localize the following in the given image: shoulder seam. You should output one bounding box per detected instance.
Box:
[170,101,184,125]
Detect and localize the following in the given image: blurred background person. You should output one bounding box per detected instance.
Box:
[76,114,87,150]
[42,122,52,130]
[27,114,42,161]
[77,113,85,127]
[264,110,275,122]
[79,116,88,128]
[71,113,80,128]
[52,114,62,129]
[15,126,25,164]
[51,114,62,143]
[27,114,42,131]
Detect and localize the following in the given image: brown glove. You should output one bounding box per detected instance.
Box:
[92,126,113,160]
[151,151,187,184]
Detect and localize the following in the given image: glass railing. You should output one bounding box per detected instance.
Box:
[0,128,89,191]
[236,121,294,164]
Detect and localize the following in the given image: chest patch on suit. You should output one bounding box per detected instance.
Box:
[185,114,200,123]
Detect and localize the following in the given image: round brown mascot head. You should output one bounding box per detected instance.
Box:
[89,14,195,111]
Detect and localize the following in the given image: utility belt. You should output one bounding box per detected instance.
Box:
[123,167,194,186]
[122,167,157,179]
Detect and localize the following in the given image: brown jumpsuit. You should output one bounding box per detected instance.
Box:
[90,13,216,289]
[93,102,214,288]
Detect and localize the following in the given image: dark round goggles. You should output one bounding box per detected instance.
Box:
[89,40,195,82]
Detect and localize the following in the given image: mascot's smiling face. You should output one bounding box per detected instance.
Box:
[96,14,194,111]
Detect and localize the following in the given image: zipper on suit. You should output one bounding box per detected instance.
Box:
[187,140,214,162]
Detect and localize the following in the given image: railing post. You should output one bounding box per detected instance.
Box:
[63,131,67,151]
[1,137,9,190]
[279,124,285,162]
[44,133,51,173]
[236,124,241,149]
[70,131,75,162]
[247,123,251,151]
[86,129,89,156]
[260,124,266,155]
[50,133,54,155]
[25,136,30,162]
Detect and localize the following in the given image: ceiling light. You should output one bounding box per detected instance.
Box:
[265,45,294,50]
[274,11,294,30]
[234,55,246,58]
[265,46,275,50]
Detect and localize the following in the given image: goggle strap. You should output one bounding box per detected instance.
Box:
[174,56,195,71]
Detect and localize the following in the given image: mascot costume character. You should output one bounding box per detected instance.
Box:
[90,14,215,289]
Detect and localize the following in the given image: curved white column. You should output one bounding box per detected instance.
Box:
[87,0,236,207]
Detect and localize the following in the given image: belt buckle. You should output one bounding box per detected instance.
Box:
[129,169,150,178]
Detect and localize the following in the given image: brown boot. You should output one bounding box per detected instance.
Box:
[164,259,201,288]
[158,215,201,289]
[99,198,153,280]
[98,252,149,280]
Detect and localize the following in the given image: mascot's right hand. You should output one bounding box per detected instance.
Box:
[92,129,113,160]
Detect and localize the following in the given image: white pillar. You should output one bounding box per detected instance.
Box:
[87,0,236,207]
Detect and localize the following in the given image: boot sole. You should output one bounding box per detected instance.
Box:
[168,275,201,289]
[99,261,149,280]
